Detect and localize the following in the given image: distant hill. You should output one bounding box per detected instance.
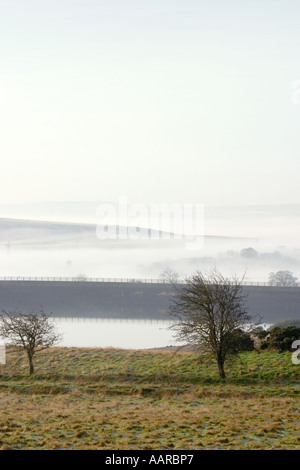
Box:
[0,202,298,281]
[0,217,252,250]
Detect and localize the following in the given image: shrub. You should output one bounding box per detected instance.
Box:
[226,329,255,354]
[267,326,300,352]
[252,329,270,350]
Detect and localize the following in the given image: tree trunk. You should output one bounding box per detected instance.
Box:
[27,351,34,374]
[217,355,226,379]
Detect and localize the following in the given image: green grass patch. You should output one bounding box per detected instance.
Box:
[0,346,299,450]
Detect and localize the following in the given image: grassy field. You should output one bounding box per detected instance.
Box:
[0,346,299,450]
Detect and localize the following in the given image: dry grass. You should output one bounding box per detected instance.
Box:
[0,346,299,450]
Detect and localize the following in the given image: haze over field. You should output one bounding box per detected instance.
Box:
[0,202,299,283]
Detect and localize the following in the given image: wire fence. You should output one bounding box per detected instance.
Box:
[0,275,297,287]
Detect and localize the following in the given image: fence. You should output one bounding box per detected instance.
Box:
[0,275,296,287]
[0,276,170,283]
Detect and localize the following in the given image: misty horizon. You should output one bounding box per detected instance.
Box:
[0,201,299,284]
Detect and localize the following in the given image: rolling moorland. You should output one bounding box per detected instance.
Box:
[0,203,299,450]
[0,346,299,450]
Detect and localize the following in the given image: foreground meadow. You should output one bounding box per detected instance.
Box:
[0,346,299,450]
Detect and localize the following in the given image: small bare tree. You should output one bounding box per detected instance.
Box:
[74,273,88,281]
[160,268,181,285]
[0,309,62,374]
[169,269,255,379]
[268,270,298,287]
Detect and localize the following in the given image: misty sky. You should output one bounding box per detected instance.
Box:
[1,0,300,207]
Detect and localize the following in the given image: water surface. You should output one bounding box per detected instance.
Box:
[53,317,175,349]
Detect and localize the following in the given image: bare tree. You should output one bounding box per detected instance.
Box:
[268,270,298,287]
[169,269,255,379]
[160,268,181,285]
[0,309,62,374]
[74,273,88,281]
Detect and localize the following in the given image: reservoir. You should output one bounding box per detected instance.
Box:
[52,317,175,349]
[0,279,298,349]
